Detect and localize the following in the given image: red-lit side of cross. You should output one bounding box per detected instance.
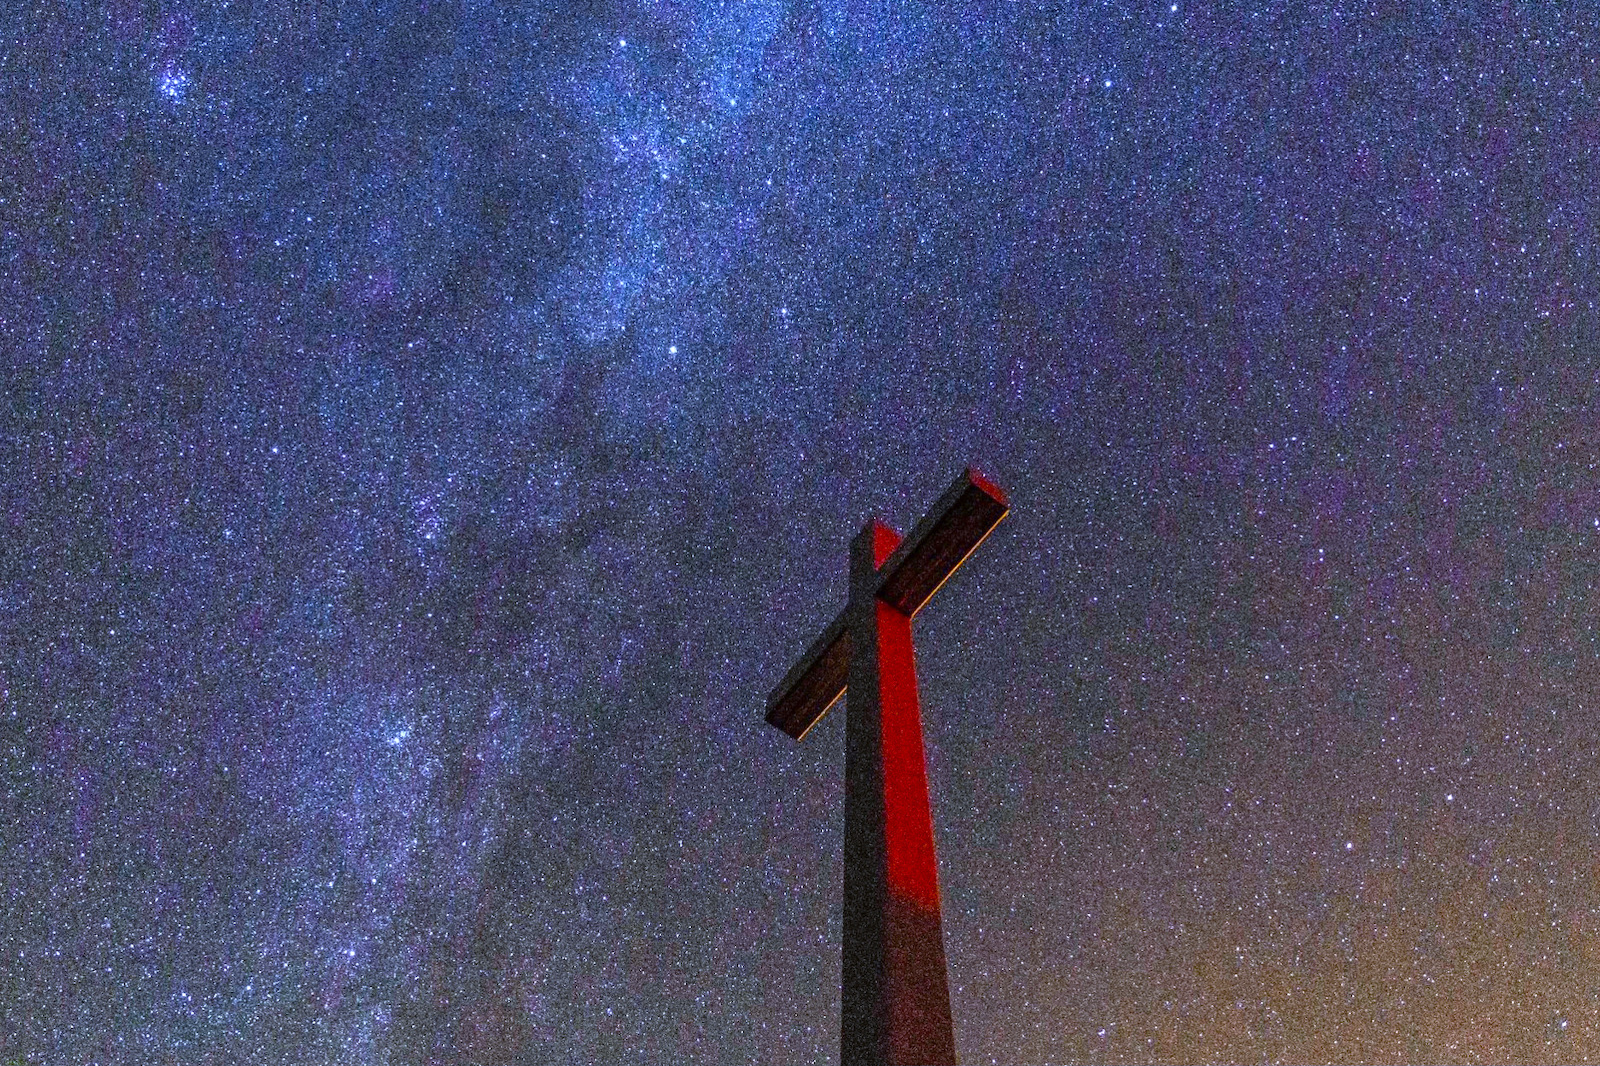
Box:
[766,469,1009,1066]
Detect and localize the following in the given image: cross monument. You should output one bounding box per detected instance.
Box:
[766,468,1009,1066]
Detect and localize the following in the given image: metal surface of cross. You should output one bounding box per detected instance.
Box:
[766,469,1009,1066]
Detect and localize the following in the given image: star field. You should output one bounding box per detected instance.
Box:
[4,1,1600,1062]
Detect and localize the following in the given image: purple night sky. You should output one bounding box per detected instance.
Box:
[4,1,1600,1061]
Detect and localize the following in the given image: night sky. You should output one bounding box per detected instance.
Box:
[4,1,1600,1062]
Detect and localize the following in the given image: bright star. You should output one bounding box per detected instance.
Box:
[158,66,190,102]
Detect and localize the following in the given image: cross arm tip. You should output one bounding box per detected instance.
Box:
[963,466,1009,508]
[765,611,851,740]
[875,466,1010,616]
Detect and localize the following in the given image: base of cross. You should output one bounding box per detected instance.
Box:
[767,469,1010,1066]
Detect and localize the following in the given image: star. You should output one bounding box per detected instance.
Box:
[157,65,189,102]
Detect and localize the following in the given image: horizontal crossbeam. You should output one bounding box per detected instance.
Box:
[765,468,1009,740]
[766,612,851,741]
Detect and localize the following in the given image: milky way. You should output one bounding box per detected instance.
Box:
[4,2,1599,1062]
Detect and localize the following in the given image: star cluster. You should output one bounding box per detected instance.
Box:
[3,1,1599,1062]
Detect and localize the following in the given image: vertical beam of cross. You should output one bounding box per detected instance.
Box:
[766,469,1009,1066]
[841,519,957,1065]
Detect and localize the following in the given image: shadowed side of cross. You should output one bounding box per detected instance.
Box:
[765,468,1009,1066]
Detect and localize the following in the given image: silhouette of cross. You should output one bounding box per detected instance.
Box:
[767,468,1009,1066]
